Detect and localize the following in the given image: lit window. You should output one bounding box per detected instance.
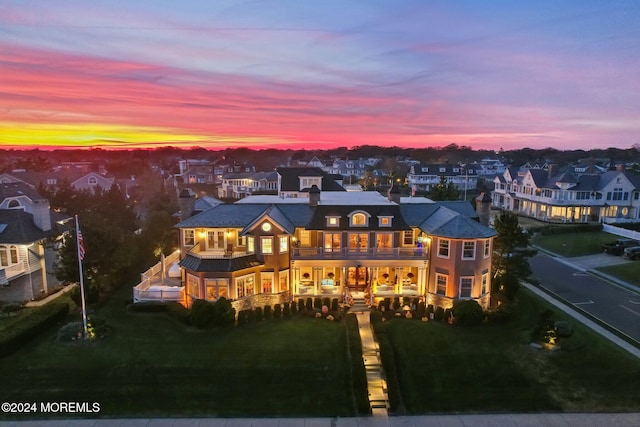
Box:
[438,239,450,258]
[299,230,310,246]
[327,217,339,227]
[279,271,289,292]
[462,241,475,259]
[484,239,491,258]
[262,273,274,293]
[205,278,229,301]
[183,229,195,246]
[436,274,447,295]
[379,216,392,227]
[324,233,341,253]
[279,236,288,253]
[237,235,247,246]
[351,213,367,226]
[459,277,473,298]
[186,274,200,299]
[247,236,255,252]
[403,230,414,245]
[236,274,255,298]
[261,237,273,254]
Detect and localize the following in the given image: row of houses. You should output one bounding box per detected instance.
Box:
[492,164,640,223]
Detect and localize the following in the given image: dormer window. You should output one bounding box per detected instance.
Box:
[326,216,340,227]
[88,176,98,186]
[421,167,428,172]
[349,211,369,227]
[378,216,392,227]
[439,167,446,173]
[453,168,459,173]
[7,200,21,209]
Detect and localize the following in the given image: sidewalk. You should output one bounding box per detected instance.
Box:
[3,413,640,426]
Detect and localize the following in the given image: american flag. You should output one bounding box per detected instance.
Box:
[77,226,86,261]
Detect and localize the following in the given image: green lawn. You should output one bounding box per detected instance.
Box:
[377,290,640,414]
[532,231,618,257]
[0,286,356,419]
[597,262,640,288]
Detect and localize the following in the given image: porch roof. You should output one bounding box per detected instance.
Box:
[179,253,262,272]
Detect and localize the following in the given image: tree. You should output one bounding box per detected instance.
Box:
[491,211,537,301]
[429,175,460,201]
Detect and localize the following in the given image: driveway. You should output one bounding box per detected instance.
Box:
[569,252,633,270]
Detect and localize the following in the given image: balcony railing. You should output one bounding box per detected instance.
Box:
[0,261,26,285]
[188,242,252,259]
[292,247,426,260]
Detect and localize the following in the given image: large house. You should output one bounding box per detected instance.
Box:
[0,170,115,193]
[492,165,640,223]
[407,163,478,194]
[173,172,496,313]
[217,171,278,199]
[0,183,70,302]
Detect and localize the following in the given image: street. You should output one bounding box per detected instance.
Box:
[529,252,640,344]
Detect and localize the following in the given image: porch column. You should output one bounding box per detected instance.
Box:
[418,266,426,296]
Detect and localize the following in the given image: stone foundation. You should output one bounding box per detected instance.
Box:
[231,291,291,315]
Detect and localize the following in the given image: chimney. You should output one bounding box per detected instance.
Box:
[179,188,196,221]
[309,185,320,207]
[475,192,492,226]
[547,164,558,179]
[32,199,52,232]
[388,184,401,204]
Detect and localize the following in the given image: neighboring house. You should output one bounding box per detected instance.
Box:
[327,159,371,179]
[407,163,478,193]
[177,159,216,184]
[277,167,346,198]
[0,183,71,302]
[0,170,115,193]
[217,171,278,199]
[467,158,507,177]
[492,165,640,223]
[170,183,496,314]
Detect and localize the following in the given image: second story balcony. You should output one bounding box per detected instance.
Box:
[292,246,427,260]
[0,261,26,286]
[186,242,252,259]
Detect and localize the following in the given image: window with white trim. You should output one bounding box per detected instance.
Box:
[299,230,310,246]
[236,274,255,298]
[262,272,274,293]
[183,229,195,246]
[324,233,341,253]
[351,212,367,226]
[484,239,491,258]
[459,277,473,298]
[436,274,447,295]
[0,245,19,267]
[403,230,414,245]
[376,232,393,251]
[186,274,200,299]
[247,236,255,252]
[481,273,488,295]
[279,270,289,292]
[261,237,273,254]
[462,241,475,260]
[237,235,247,247]
[378,216,392,227]
[279,236,288,253]
[438,239,450,258]
[326,216,340,227]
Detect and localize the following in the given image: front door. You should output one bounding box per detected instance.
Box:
[347,266,368,291]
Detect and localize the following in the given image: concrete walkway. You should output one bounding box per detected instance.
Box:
[3,413,640,426]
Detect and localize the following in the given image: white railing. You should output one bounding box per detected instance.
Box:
[0,261,26,284]
[603,224,640,241]
[133,283,184,303]
[292,247,427,259]
[140,250,180,281]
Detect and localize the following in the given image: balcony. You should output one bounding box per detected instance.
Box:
[292,247,427,260]
[0,261,26,286]
[187,242,252,259]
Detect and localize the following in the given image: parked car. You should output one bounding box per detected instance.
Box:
[623,246,640,260]
[602,239,640,255]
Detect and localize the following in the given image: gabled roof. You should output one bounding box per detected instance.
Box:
[528,169,549,188]
[0,209,72,244]
[305,204,410,230]
[241,205,295,235]
[0,182,46,203]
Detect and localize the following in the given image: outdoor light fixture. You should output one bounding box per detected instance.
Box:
[261,222,272,232]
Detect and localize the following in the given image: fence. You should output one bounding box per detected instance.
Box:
[603,224,640,241]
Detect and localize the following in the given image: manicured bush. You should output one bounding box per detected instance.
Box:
[345,314,371,415]
[298,299,305,312]
[331,298,339,311]
[443,308,452,323]
[485,302,515,324]
[434,306,444,321]
[416,301,426,319]
[290,301,297,315]
[283,302,291,318]
[305,298,313,311]
[237,309,248,326]
[212,297,236,327]
[427,304,434,317]
[273,304,282,319]
[0,302,69,357]
[383,298,391,312]
[314,297,322,310]
[247,308,256,324]
[452,300,484,326]
[392,297,400,310]
[167,302,191,325]
[189,299,216,328]
[263,305,272,320]
[254,306,263,322]
[539,223,602,235]
[322,297,330,308]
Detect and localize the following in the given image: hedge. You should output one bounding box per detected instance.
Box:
[0,302,69,357]
[344,314,371,415]
[538,223,603,235]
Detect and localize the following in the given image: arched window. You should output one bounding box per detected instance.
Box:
[349,212,369,227]
[88,176,98,186]
[0,245,20,266]
[7,200,20,208]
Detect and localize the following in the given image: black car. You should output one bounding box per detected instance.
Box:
[623,246,640,260]
[602,239,640,255]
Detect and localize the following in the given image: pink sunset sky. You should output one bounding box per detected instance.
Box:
[0,1,639,151]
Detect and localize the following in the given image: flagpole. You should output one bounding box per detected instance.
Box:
[75,215,89,339]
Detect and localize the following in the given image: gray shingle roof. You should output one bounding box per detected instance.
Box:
[276,167,346,192]
[179,254,262,272]
[418,206,497,239]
